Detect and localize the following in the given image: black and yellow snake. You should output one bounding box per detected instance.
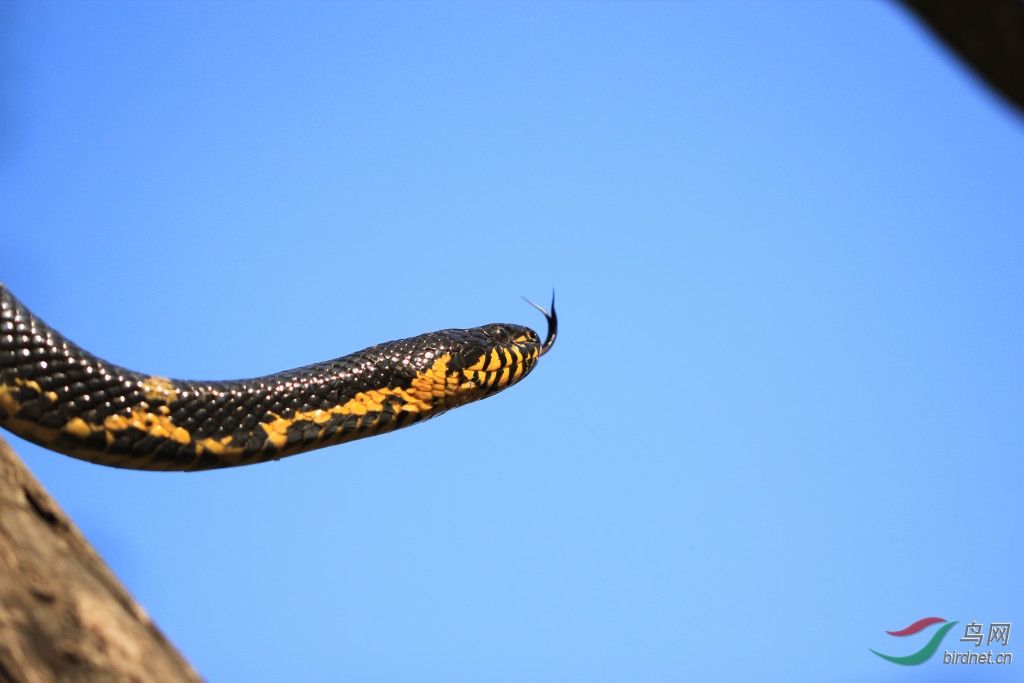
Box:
[0,282,555,471]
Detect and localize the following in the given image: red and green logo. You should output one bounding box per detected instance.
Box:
[870,617,958,665]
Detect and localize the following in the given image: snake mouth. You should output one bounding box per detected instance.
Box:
[456,337,540,397]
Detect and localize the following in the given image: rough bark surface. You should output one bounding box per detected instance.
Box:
[0,435,201,683]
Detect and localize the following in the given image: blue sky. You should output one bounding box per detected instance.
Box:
[1,2,1022,681]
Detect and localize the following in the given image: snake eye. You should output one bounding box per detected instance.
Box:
[488,325,511,343]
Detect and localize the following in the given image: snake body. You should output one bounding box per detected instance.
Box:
[0,283,555,471]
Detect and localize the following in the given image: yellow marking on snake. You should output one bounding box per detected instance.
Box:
[255,355,462,452]
[61,405,195,445]
[196,435,238,457]
[0,375,207,461]
[0,378,66,444]
[465,345,538,373]
[141,376,178,402]
[1,352,507,463]
[0,383,49,444]
[0,383,20,419]
[64,416,92,439]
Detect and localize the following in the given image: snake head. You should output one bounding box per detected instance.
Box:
[432,323,544,402]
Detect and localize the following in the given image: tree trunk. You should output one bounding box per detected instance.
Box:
[0,435,201,683]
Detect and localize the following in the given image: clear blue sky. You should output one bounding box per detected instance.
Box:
[1,2,1022,681]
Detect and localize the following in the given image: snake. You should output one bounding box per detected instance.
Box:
[0,282,555,472]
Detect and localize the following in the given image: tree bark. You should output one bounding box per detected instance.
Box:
[0,435,201,683]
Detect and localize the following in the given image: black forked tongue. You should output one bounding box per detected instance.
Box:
[523,291,557,357]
